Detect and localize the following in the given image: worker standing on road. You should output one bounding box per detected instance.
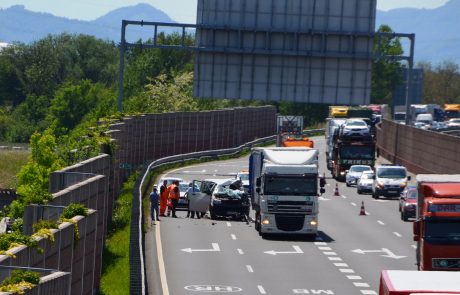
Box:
[150,186,160,224]
[159,180,169,217]
[166,181,176,217]
[186,182,193,218]
[169,181,180,218]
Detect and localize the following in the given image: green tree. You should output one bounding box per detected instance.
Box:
[371,25,404,105]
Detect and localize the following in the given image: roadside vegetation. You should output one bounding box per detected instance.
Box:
[0,150,29,188]
[0,23,458,292]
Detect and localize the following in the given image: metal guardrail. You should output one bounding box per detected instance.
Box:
[130,129,325,294]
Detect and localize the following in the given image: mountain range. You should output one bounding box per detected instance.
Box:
[1,2,459,65]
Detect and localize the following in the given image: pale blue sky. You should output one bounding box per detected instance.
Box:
[0,0,450,23]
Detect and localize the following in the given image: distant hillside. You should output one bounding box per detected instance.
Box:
[1,2,459,65]
[376,0,460,65]
[0,3,177,44]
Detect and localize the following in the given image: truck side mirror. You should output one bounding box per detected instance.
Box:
[320,188,325,195]
[413,220,420,241]
[256,177,261,187]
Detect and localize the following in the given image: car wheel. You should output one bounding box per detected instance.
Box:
[372,192,378,199]
[402,211,408,222]
[210,208,217,220]
[357,188,361,194]
[346,182,350,187]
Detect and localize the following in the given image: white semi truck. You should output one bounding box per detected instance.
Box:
[249,147,325,238]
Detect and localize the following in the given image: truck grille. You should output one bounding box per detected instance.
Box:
[267,201,313,213]
[275,214,305,232]
[432,258,460,269]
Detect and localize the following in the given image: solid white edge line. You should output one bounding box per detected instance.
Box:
[257,285,266,294]
[156,222,170,295]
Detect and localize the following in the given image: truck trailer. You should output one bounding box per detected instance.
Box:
[413,175,460,271]
[249,147,325,238]
[379,270,460,295]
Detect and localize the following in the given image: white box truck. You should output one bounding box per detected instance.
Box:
[249,147,325,238]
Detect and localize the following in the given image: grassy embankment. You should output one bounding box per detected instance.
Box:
[0,149,30,189]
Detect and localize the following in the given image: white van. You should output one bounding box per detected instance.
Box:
[415,113,433,126]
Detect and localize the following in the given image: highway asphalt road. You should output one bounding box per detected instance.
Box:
[146,136,416,295]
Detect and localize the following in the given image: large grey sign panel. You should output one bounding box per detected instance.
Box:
[194,0,376,105]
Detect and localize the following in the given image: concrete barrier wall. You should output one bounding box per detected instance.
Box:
[3,107,276,294]
[0,272,71,295]
[376,119,460,174]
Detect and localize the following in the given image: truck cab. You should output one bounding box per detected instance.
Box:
[413,175,460,271]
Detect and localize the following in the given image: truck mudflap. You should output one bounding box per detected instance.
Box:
[260,213,318,234]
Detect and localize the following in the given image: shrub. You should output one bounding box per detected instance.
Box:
[60,203,88,219]
[0,270,40,294]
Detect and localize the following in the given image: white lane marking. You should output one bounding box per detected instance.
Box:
[265,245,303,255]
[393,232,402,238]
[334,263,349,267]
[156,223,170,295]
[377,220,385,225]
[347,275,362,280]
[351,202,357,206]
[341,195,347,199]
[328,257,342,261]
[374,199,388,203]
[318,247,332,251]
[326,183,331,187]
[237,248,244,255]
[339,269,355,273]
[226,222,232,227]
[181,243,220,253]
[314,242,328,246]
[323,252,337,256]
[258,285,267,294]
[365,211,371,215]
[354,282,370,287]
[412,245,417,249]
[246,265,254,273]
[360,291,377,295]
[231,234,237,240]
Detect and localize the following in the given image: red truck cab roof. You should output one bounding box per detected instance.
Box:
[380,270,460,294]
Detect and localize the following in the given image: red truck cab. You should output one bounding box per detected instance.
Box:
[413,175,460,271]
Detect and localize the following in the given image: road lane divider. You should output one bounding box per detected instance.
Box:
[246,265,254,273]
[257,285,267,294]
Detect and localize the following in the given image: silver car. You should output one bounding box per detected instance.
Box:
[357,171,375,194]
[346,165,372,186]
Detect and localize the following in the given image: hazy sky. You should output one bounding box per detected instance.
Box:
[0,0,450,23]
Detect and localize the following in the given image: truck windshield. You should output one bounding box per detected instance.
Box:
[394,113,405,120]
[377,168,406,179]
[264,176,317,196]
[425,220,460,239]
[339,146,374,160]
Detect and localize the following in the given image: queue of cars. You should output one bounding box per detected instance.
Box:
[345,164,413,221]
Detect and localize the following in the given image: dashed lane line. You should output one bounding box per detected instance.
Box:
[393,232,402,238]
[339,269,355,273]
[246,265,254,273]
[237,248,244,255]
[347,275,362,280]
[334,263,349,267]
[377,220,385,225]
[323,251,337,256]
[226,222,232,227]
[328,257,342,261]
[411,245,417,249]
[351,202,357,206]
[354,282,370,288]
[257,285,267,294]
[361,291,377,295]
[318,246,332,251]
[231,234,237,240]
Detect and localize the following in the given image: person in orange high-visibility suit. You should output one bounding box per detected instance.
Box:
[159,180,169,216]
[168,181,180,218]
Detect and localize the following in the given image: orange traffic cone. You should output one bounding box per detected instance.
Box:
[334,183,340,196]
[359,201,367,216]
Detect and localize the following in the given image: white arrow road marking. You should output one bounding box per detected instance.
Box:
[352,248,406,259]
[181,243,220,253]
[264,245,303,255]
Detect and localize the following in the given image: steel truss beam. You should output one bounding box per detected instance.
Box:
[118,20,415,124]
